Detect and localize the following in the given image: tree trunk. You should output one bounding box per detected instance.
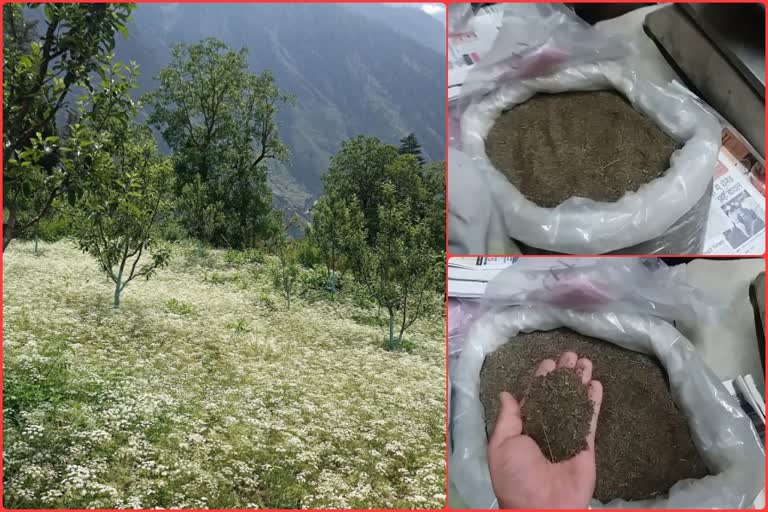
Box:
[330,244,336,294]
[113,283,122,308]
[34,227,39,256]
[398,317,407,346]
[113,271,123,308]
[388,310,395,351]
[3,207,17,252]
[197,239,203,258]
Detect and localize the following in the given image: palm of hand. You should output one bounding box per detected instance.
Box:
[487,352,603,509]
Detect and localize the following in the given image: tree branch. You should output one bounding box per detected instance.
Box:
[15,177,68,233]
[399,276,411,341]
[15,17,59,124]
[94,220,117,282]
[124,244,144,285]
[404,280,428,333]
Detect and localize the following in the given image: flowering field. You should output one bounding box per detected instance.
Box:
[3,241,445,509]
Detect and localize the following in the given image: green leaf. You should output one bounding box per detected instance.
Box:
[116,23,129,39]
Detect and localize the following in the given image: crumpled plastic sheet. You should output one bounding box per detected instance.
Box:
[515,181,715,255]
[480,257,721,331]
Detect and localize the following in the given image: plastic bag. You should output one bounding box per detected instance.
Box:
[481,258,720,332]
[449,306,765,508]
[447,3,473,35]
[449,298,486,357]
[446,258,720,359]
[449,3,633,150]
[448,5,721,254]
[455,4,633,105]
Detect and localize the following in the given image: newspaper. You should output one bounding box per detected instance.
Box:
[448,257,608,297]
[448,256,518,298]
[721,374,766,508]
[447,278,489,299]
[722,375,766,444]
[702,126,766,255]
[674,82,767,255]
[447,4,504,101]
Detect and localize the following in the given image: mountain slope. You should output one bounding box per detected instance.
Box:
[115,4,445,214]
[344,3,445,54]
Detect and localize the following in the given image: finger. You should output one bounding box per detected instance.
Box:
[586,380,603,451]
[490,392,523,445]
[534,358,556,377]
[575,357,593,385]
[557,351,578,369]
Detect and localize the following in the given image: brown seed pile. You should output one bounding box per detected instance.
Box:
[486,90,680,208]
[479,328,708,502]
[520,367,594,462]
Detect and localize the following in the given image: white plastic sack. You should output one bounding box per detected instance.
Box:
[455,60,721,254]
[448,4,722,254]
[448,3,633,113]
[449,306,765,508]
[447,3,474,35]
[481,258,719,332]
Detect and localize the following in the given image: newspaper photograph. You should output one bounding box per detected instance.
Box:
[703,127,766,255]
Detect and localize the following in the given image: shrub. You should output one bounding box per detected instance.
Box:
[205,271,241,285]
[299,267,338,293]
[166,298,194,316]
[156,216,189,242]
[38,214,74,242]
[294,237,323,268]
[225,318,251,333]
[223,249,265,266]
[2,240,445,509]
[256,291,277,311]
[269,240,301,310]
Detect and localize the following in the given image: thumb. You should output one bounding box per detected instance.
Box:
[489,391,523,447]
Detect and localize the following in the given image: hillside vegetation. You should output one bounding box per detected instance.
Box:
[3,241,445,509]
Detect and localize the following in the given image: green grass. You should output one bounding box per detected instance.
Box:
[165,298,195,316]
[3,241,445,509]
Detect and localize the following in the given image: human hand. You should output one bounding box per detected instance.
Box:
[487,352,603,509]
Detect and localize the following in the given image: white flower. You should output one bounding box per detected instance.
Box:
[3,241,446,509]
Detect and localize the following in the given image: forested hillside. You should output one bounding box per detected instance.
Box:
[117,3,445,214]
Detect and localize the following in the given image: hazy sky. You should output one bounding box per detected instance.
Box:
[148,3,445,28]
[408,3,446,22]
